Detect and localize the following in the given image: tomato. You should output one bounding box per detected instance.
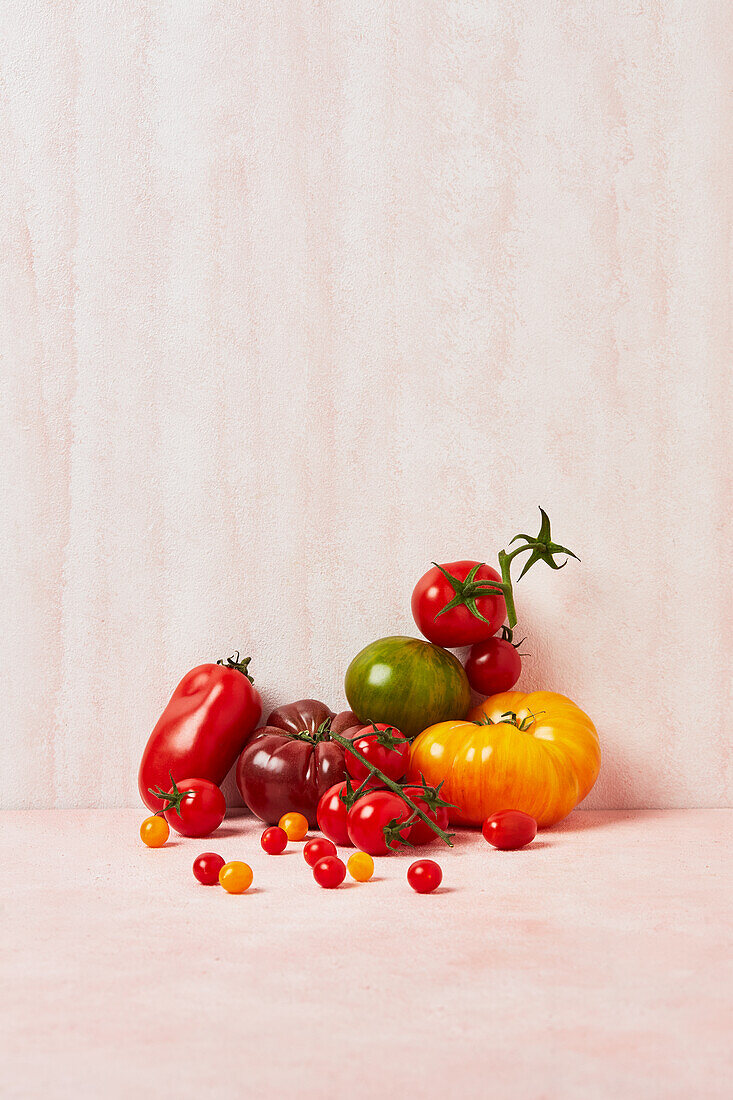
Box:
[316,782,353,847]
[139,653,261,812]
[313,855,346,889]
[409,691,601,827]
[411,561,506,647]
[347,852,374,882]
[192,852,225,884]
[279,812,308,841]
[140,815,169,848]
[346,723,410,784]
[261,826,288,854]
[219,861,253,894]
[407,860,442,894]
[465,631,522,695]
[483,810,537,850]
[303,838,337,866]
[400,785,450,845]
[150,776,226,838]
[345,636,471,740]
[347,790,412,855]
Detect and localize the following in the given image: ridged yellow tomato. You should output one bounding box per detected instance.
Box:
[408,691,600,828]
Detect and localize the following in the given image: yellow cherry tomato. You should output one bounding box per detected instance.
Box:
[347,852,375,882]
[219,861,253,894]
[278,812,308,842]
[140,815,169,848]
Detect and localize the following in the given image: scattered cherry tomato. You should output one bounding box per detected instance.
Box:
[401,786,450,845]
[347,852,374,882]
[260,826,288,854]
[303,837,337,867]
[347,790,412,855]
[346,723,410,785]
[149,776,226,838]
[219,861,253,893]
[317,782,352,847]
[411,560,506,647]
[140,815,169,848]
[465,632,522,695]
[407,859,442,894]
[279,811,309,841]
[482,809,537,850]
[313,855,346,889]
[192,852,225,885]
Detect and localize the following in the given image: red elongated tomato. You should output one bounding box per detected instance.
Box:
[482,810,537,850]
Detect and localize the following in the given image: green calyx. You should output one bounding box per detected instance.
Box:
[217,651,254,684]
[477,709,544,732]
[148,772,194,815]
[432,561,503,626]
[364,723,409,751]
[290,718,333,746]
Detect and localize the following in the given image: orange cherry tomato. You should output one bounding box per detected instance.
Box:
[278,812,308,842]
[140,815,169,847]
[347,852,375,882]
[219,861,253,893]
[408,691,600,828]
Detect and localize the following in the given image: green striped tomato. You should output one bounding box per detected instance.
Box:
[344,635,471,740]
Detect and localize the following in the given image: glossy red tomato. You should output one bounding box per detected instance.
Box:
[465,634,522,695]
[192,852,225,885]
[304,837,337,866]
[151,777,226,838]
[347,790,412,855]
[346,723,410,785]
[316,782,353,847]
[313,855,346,889]
[260,826,288,854]
[482,810,537,849]
[401,786,450,845]
[411,560,506,647]
[407,859,443,894]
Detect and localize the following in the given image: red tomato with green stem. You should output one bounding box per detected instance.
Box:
[347,790,413,855]
[346,724,410,785]
[401,784,451,845]
[465,628,524,695]
[149,776,226,838]
[411,561,506,647]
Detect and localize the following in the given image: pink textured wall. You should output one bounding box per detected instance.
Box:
[0,2,730,809]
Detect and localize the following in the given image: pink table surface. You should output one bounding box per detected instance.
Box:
[2,809,731,1100]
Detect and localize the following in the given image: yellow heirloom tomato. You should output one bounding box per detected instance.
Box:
[408,691,600,828]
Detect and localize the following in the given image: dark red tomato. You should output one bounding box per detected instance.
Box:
[303,837,337,867]
[152,777,226,838]
[411,561,506,647]
[465,636,522,695]
[316,782,353,847]
[347,791,412,855]
[138,653,262,812]
[482,810,537,850]
[313,855,346,889]
[407,860,443,894]
[346,723,410,785]
[260,826,288,855]
[401,786,450,845]
[192,852,225,885]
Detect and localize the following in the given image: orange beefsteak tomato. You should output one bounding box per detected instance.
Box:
[407,691,600,828]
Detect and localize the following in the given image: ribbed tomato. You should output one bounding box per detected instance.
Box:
[408,691,600,828]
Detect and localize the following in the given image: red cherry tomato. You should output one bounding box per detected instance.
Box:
[153,777,226,838]
[192,852,225,885]
[347,790,412,855]
[317,782,353,847]
[411,560,506,647]
[313,855,346,889]
[401,786,450,845]
[465,635,522,695]
[303,837,337,867]
[407,859,443,894]
[482,809,537,850]
[260,826,288,854]
[346,723,410,784]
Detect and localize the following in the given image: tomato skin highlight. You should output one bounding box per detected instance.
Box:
[261,826,288,854]
[465,637,521,695]
[412,561,505,647]
[139,658,261,813]
[158,778,226,838]
[140,815,169,848]
[317,782,353,847]
[313,855,346,889]
[482,810,537,850]
[345,636,471,740]
[219,861,253,894]
[407,860,442,894]
[347,791,412,856]
[193,852,225,884]
[346,724,410,784]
